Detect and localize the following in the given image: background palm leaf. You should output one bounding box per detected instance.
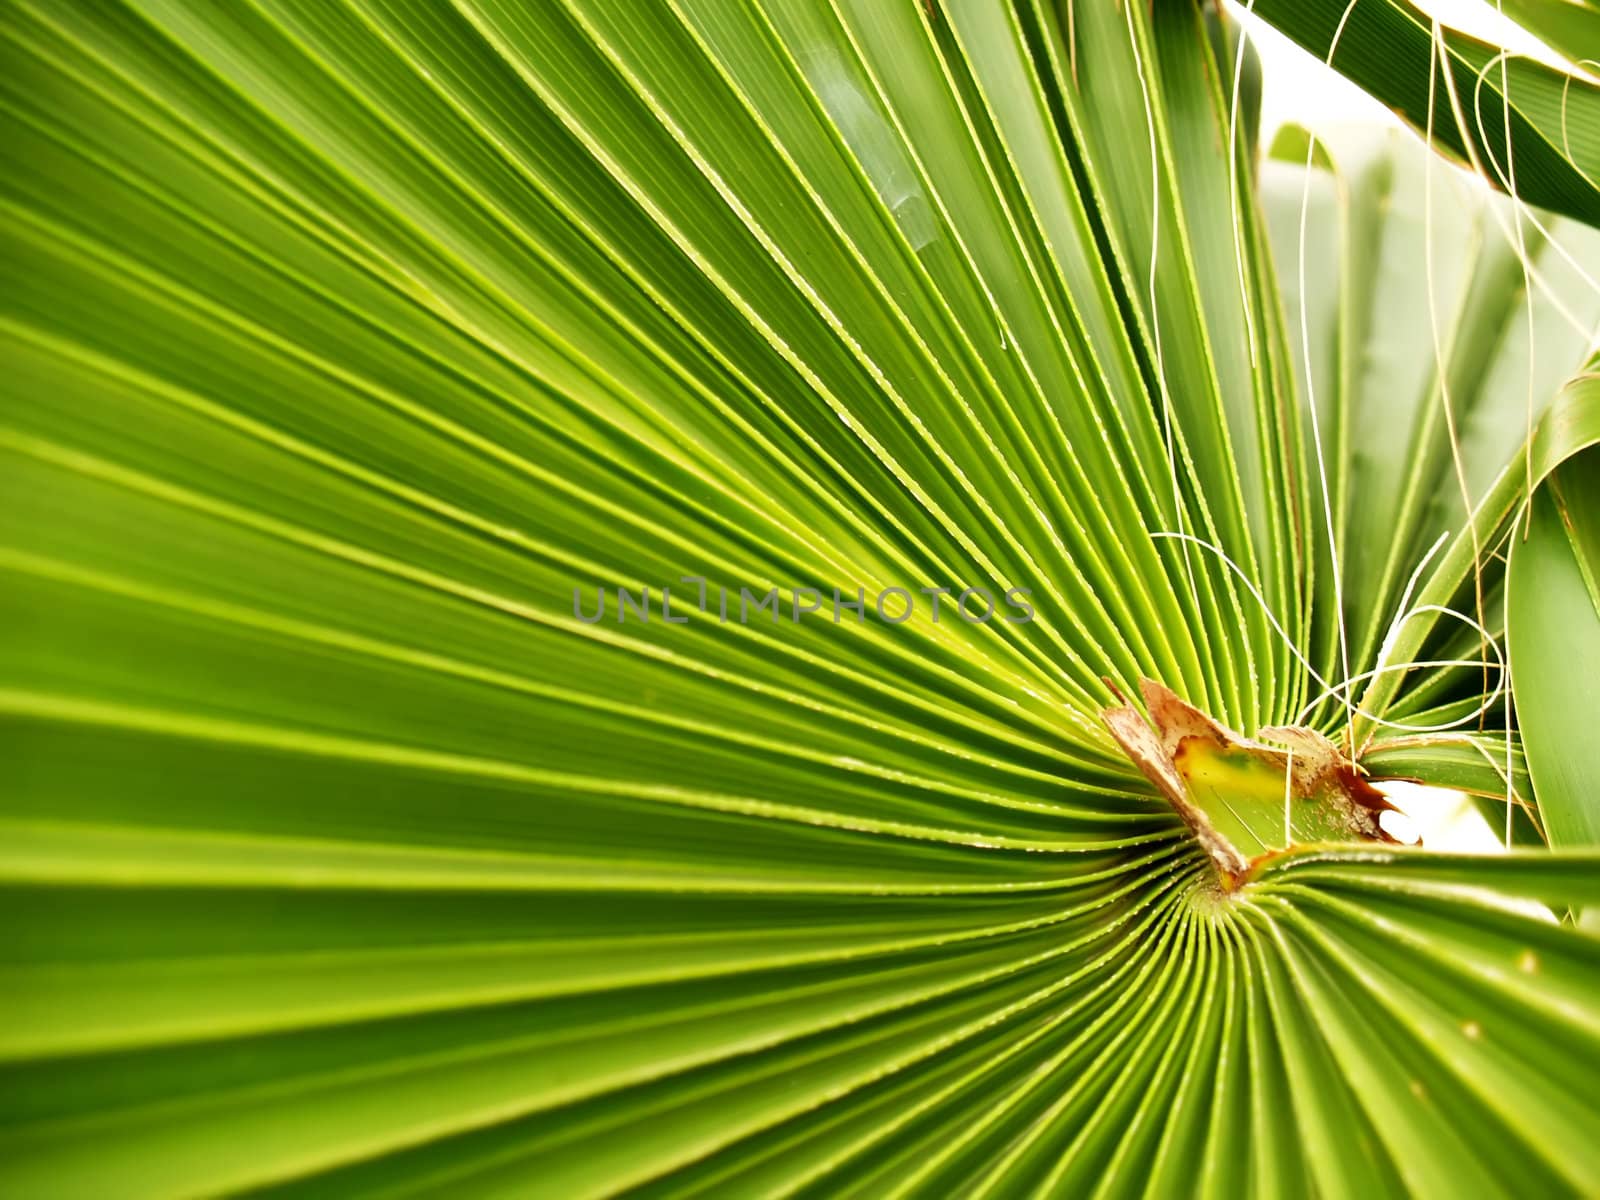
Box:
[1510,438,1600,853]
[2,0,1599,1194]
[1254,0,1600,225]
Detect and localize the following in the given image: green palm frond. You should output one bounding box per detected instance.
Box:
[1254,0,1600,226]
[2,1,1599,1195]
[1510,436,1600,851]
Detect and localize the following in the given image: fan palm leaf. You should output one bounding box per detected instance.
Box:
[2,0,1599,1195]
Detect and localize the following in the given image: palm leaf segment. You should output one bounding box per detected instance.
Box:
[2,0,1599,1194]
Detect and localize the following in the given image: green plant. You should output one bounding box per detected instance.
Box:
[2,0,1598,1195]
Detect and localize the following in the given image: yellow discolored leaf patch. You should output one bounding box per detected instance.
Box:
[1103,679,1400,887]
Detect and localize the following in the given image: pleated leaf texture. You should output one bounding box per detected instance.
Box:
[3,1,1600,1197]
